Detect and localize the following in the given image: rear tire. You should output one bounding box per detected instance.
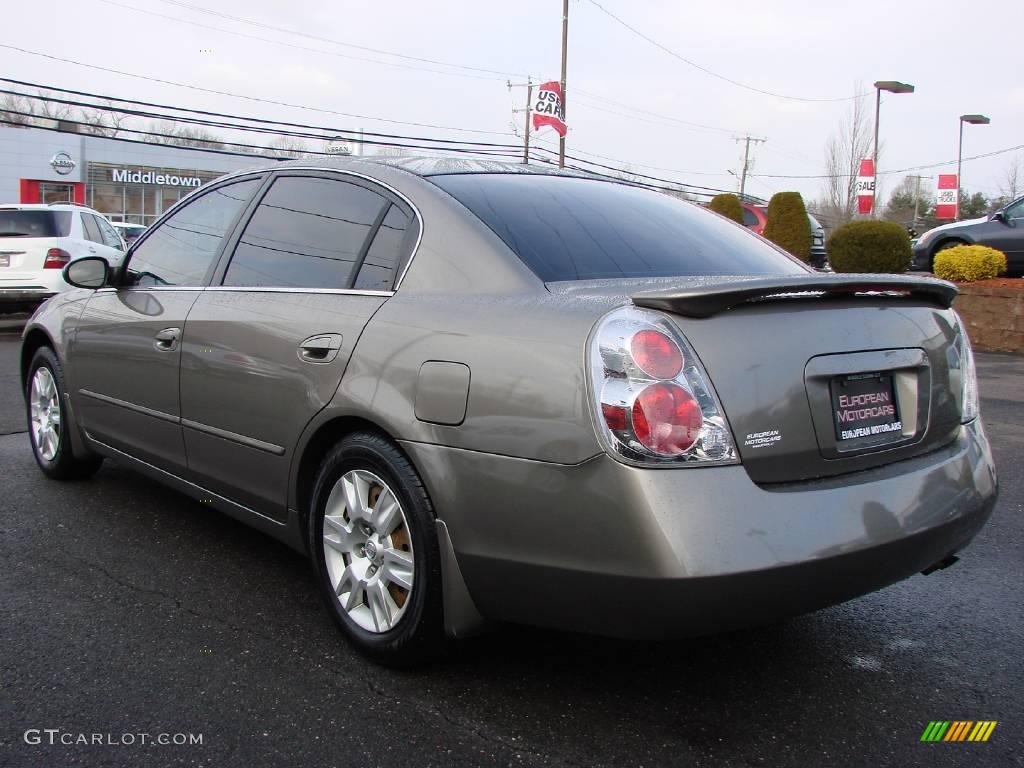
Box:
[26,347,103,481]
[309,432,446,666]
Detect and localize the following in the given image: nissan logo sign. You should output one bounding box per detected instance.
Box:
[50,152,76,176]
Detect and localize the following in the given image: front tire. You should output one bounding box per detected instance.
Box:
[26,347,103,480]
[309,432,446,665]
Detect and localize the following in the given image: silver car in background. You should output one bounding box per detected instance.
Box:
[21,158,997,664]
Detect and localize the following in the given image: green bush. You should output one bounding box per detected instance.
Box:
[826,220,912,273]
[763,192,811,262]
[708,193,744,224]
[933,244,1007,282]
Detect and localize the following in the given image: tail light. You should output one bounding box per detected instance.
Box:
[589,306,738,466]
[951,313,979,423]
[43,248,71,269]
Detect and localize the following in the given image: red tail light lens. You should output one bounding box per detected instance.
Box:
[630,329,683,380]
[44,248,71,269]
[632,382,703,455]
[589,306,738,466]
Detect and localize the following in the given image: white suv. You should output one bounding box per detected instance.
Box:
[0,204,126,312]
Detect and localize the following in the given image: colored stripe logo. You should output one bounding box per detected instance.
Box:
[921,721,997,742]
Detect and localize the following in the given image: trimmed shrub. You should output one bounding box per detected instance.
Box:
[933,244,1007,282]
[708,193,745,224]
[826,220,912,273]
[763,192,811,262]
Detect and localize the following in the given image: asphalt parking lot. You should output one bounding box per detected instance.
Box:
[0,327,1021,768]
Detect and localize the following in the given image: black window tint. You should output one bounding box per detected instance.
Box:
[354,204,411,291]
[0,210,70,238]
[741,208,759,227]
[94,216,123,249]
[223,177,387,289]
[432,174,806,281]
[81,213,103,244]
[127,179,260,287]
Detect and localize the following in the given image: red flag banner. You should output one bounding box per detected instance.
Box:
[936,174,959,220]
[532,81,567,137]
[856,158,875,215]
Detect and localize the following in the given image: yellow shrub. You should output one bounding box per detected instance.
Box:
[933,244,1007,282]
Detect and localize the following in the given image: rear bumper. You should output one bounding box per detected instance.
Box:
[911,243,931,271]
[403,419,997,638]
[0,287,55,309]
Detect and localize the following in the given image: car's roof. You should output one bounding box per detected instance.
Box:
[239,155,598,180]
[0,203,98,212]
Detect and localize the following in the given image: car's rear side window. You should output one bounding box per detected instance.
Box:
[0,210,71,238]
[223,176,388,289]
[353,204,413,291]
[431,174,806,281]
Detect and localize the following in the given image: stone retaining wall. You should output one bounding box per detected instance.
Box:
[954,281,1024,353]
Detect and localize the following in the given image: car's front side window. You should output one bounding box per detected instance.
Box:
[94,215,124,250]
[222,175,388,289]
[1005,199,1024,221]
[81,213,103,244]
[125,178,261,287]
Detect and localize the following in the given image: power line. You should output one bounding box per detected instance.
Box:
[751,144,1024,179]
[0,114,522,160]
[584,0,865,103]
[0,80,521,149]
[572,87,739,134]
[154,0,529,78]
[96,0,510,83]
[0,43,516,136]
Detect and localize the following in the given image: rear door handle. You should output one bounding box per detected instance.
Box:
[154,327,181,351]
[298,333,343,363]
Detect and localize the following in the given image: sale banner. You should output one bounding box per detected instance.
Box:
[532,81,567,137]
[856,158,875,215]
[935,174,958,219]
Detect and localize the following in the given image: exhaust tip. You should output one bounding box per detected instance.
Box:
[921,554,960,576]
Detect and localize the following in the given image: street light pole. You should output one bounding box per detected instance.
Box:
[957,114,991,220]
[871,80,915,217]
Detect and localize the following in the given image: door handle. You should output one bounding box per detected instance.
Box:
[88,247,97,253]
[298,333,343,363]
[154,327,181,351]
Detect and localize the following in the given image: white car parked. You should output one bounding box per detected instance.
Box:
[111,221,148,246]
[0,204,126,312]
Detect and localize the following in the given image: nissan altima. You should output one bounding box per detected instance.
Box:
[21,157,998,664]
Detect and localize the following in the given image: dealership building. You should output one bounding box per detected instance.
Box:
[0,125,259,225]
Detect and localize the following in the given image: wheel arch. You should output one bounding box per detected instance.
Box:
[291,412,488,638]
[20,327,56,394]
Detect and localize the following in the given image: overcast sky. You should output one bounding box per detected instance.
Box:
[4,0,1021,205]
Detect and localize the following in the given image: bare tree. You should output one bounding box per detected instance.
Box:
[0,91,73,128]
[820,88,873,226]
[149,120,225,150]
[78,101,130,138]
[998,155,1021,202]
[261,136,314,159]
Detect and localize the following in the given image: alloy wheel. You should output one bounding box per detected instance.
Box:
[29,367,61,462]
[322,469,415,633]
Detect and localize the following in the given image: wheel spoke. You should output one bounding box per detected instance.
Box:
[371,487,401,535]
[323,514,357,553]
[335,563,365,611]
[342,473,370,522]
[380,549,414,591]
[365,580,395,631]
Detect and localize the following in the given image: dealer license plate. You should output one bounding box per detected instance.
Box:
[0,254,9,267]
[831,373,902,443]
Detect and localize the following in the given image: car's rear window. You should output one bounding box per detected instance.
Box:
[431,174,806,281]
[0,210,71,238]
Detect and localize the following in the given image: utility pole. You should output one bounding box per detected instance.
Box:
[508,78,533,164]
[558,0,569,168]
[734,135,765,201]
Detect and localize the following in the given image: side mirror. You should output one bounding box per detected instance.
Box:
[63,256,110,289]
[990,211,1007,224]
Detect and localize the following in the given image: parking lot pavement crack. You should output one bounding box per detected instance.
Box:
[1,429,27,435]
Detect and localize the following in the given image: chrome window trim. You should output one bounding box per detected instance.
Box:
[96,286,394,297]
[132,165,424,292]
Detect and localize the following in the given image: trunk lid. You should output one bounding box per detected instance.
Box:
[0,237,64,278]
[631,275,961,483]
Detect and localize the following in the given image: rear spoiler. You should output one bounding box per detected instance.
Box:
[631,274,958,319]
